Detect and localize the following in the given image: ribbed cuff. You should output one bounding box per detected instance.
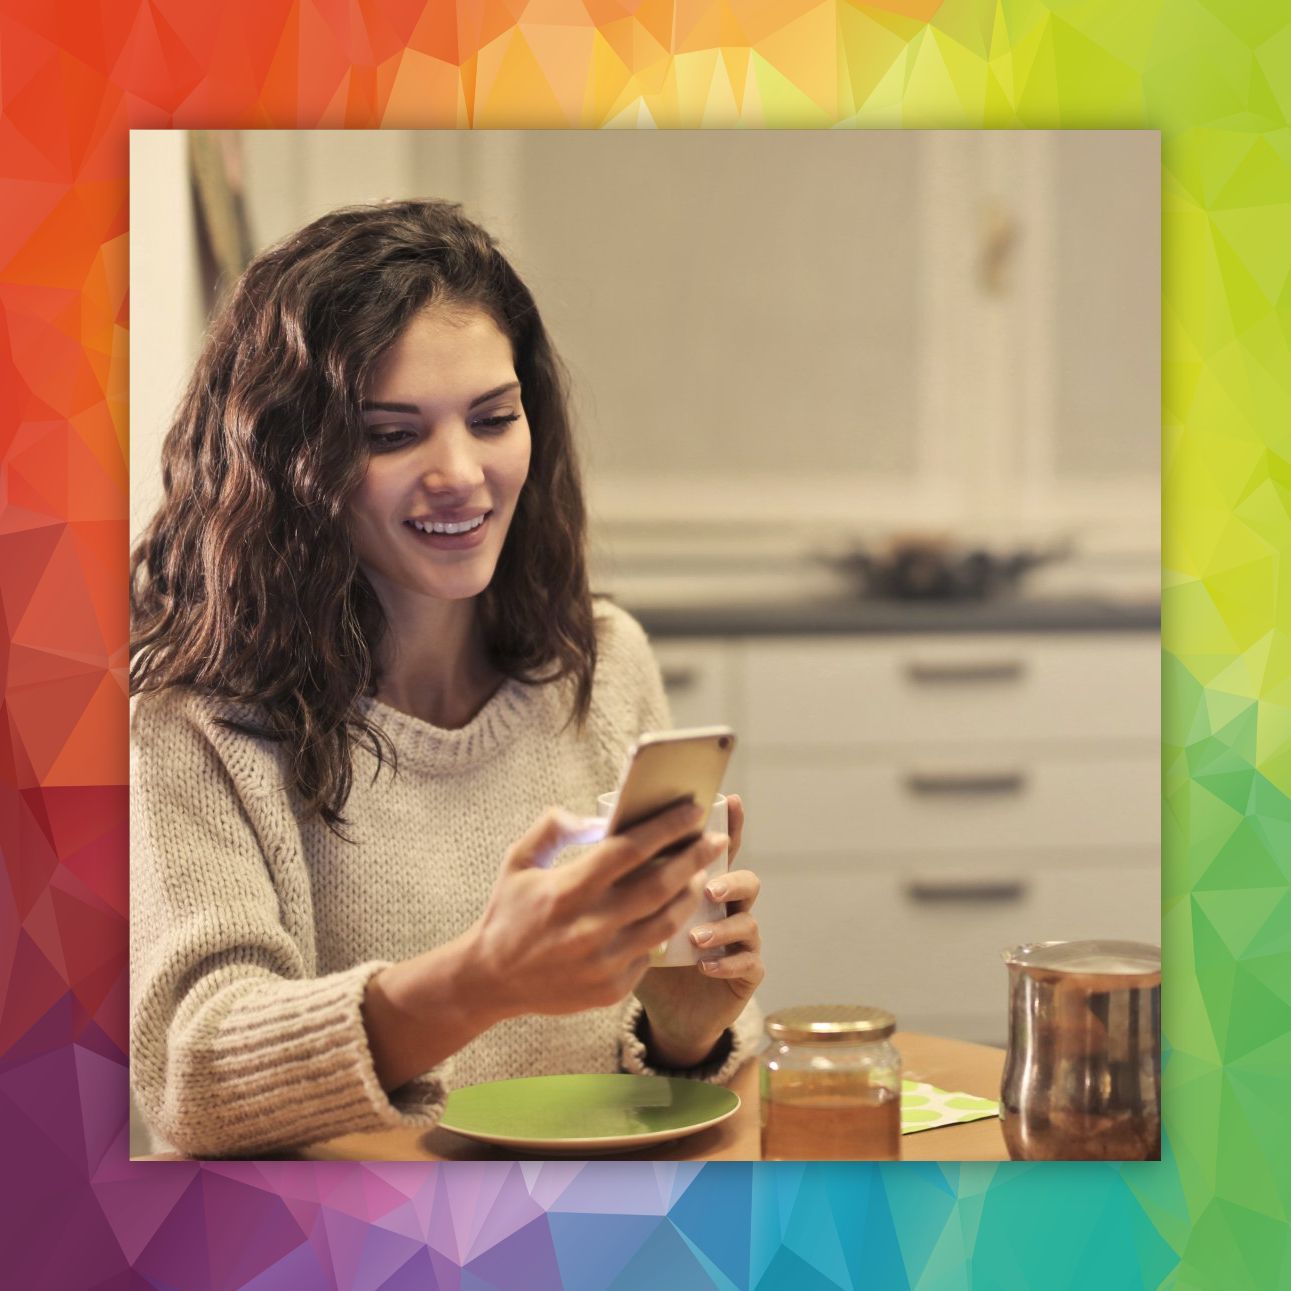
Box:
[170,961,446,1157]
[618,998,750,1085]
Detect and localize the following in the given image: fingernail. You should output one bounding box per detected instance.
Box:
[691,925,713,945]
[700,958,721,973]
[707,881,728,900]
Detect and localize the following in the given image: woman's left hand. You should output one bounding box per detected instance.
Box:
[633,793,764,1069]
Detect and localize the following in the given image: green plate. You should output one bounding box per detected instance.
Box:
[438,1074,740,1155]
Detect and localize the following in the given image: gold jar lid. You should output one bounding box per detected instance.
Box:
[765,1004,896,1043]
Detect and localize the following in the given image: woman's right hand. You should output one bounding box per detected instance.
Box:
[362,800,723,1091]
[470,800,727,1020]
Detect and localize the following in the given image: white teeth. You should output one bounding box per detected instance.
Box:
[411,514,487,535]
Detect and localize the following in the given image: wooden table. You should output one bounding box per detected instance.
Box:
[303,1031,1007,1163]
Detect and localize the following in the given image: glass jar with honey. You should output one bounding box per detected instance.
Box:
[760,1005,902,1160]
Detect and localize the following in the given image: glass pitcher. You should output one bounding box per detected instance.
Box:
[1000,940,1161,1160]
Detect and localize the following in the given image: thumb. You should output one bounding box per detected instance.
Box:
[507,807,608,871]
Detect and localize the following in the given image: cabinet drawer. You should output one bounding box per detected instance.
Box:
[741,633,1158,747]
[650,638,737,731]
[744,752,1159,856]
[752,862,1160,1042]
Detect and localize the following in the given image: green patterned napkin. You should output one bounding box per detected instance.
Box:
[901,1080,999,1134]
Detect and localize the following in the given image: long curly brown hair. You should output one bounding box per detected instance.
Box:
[130,200,596,832]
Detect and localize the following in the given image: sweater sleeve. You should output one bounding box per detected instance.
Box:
[630,610,671,735]
[129,692,446,1157]
[618,996,765,1084]
[592,599,673,739]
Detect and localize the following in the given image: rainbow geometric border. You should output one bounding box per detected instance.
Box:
[3,1,1289,1286]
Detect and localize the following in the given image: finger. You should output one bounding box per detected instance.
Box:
[506,807,609,871]
[573,799,708,889]
[698,949,764,983]
[612,872,705,959]
[726,793,744,863]
[610,832,729,922]
[689,911,760,952]
[704,868,760,912]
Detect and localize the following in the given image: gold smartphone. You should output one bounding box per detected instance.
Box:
[607,726,736,856]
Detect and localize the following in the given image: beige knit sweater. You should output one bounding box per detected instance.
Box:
[130,601,760,1157]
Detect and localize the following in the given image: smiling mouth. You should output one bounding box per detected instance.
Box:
[406,513,489,536]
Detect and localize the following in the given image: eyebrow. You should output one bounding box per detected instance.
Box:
[361,382,521,414]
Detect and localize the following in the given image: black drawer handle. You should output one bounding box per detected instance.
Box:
[904,769,1027,795]
[906,878,1028,903]
[660,666,699,692]
[906,659,1026,684]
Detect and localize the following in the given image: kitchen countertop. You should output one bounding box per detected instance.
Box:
[623,594,1159,639]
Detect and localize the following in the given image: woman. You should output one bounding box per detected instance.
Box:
[130,199,764,1157]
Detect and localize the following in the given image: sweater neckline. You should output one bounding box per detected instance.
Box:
[357,677,540,774]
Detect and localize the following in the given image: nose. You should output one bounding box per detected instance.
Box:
[417,423,485,496]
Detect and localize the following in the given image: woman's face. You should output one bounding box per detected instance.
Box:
[349,304,532,610]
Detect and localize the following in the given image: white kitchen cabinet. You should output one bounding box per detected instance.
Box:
[742,634,1159,747]
[646,629,1160,1045]
[754,861,1161,1047]
[743,751,1159,858]
[650,636,747,789]
[651,637,738,731]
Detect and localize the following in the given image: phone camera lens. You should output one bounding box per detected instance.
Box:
[719,736,731,750]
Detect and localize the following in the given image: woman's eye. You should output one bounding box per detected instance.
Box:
[366,426,415,451]
[472,412,521,434]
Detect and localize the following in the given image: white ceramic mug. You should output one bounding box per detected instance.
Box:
[596,791,729,968]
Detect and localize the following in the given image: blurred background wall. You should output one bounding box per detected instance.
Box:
[131,129,1158,569]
